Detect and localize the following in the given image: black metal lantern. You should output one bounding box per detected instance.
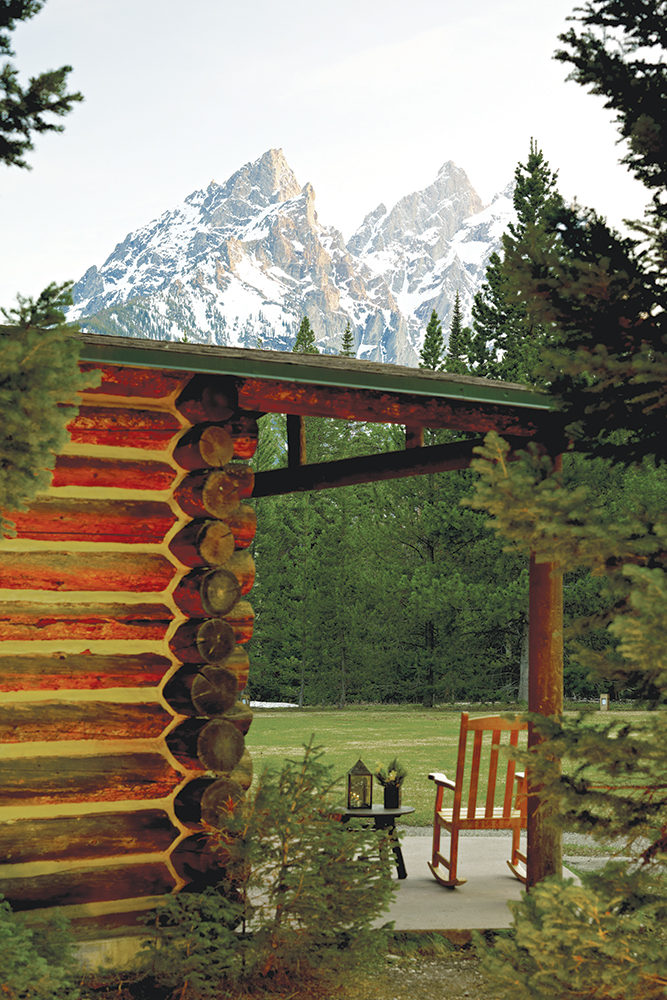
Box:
[347,758,372,810]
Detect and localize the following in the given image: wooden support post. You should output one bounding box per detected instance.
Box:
[287,414,307,468]
[405,425,424,449]
[527,551,563,888]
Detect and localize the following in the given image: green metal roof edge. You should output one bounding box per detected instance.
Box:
[76,336,552,411]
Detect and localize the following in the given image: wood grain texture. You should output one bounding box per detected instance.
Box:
[52,455,177,491]
[222,550,255,596]
[0,551,176,592]
[238,376,542,435]
[0,652,170,692]
[0,701,171,742]
[78,362,190,399]
[172,425,235,471]
[169,618,236,664]
[0,863,177,912]
[172,568,241,617]
[7,498,176,543]
[67,405,182,450]
[0,752,182,806]
[168,520,235,569]
[223,601,255,644]
[174,465,254,519]
[166,717,244,772]
[0,809,178,864]
[0,602,172,642]
[162,665,238,717]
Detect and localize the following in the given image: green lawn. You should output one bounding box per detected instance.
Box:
[244,706,523,827]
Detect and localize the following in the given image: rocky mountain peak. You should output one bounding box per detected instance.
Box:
[71,149,514,367]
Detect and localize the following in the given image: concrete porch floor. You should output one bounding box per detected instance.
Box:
[378,831,577,932]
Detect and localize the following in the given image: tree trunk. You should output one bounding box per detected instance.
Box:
[519,613,529,702]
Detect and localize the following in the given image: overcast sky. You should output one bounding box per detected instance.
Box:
[0,0,649,310]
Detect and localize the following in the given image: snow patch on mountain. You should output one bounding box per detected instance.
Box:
[71,149,515,365]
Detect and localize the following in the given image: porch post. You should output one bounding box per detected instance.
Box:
[527,550,563,887]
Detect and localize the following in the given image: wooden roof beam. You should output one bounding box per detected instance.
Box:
[237,377,543,437]
[253,436,490,497]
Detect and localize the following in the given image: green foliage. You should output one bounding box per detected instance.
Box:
[250,418,532,706]
[0,895,80,999]
[469,140,563,384]
[292,315,318,354]
[419,309,444,370]
[340,320,354,357]
[0,1,83,169]
[476,869,667,1000]
[468,4,667,996]
[143,742,396,994]
[443,290,472,375]
[0,283,99,536]
[141,888,245,998]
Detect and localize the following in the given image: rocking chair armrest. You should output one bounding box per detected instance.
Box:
[428,772,456,791]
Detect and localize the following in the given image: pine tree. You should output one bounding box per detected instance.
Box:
[419,310,444,370]
[0,287,98,541]
[292,316,318,354]
[340,320,354,358]
[470,5,667,995]
[443,290,472,375]
[0,2,83,169]
[469,140,563,384]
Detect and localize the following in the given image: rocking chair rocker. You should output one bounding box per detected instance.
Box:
[428,712,528,888]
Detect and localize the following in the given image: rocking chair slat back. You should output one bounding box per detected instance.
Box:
[428,711,528,888]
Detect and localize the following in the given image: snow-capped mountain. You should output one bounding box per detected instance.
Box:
[71,149,514,365]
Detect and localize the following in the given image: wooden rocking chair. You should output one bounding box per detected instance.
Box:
[428,712,528,888]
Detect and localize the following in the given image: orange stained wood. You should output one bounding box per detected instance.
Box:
[0,700,172,743]
[78,362,191,399]
[0,751,183,806]
[52,455,177,490]
[0,602,173,642]
[0,809,179,864]
[8,498,177,544]
[237,377,541,436]
[428,713,527,888]
[0,551,176,592]
[0,862,177,912]
[66,405,182,450]
[0,652,171,691]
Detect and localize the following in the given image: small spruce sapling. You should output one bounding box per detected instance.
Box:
[143,741,397,994]
[419,310,444,370]
[292,316,318,354]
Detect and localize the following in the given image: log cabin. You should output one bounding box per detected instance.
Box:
[0,333,558,958]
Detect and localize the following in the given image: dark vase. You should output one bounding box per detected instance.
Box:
[383,785,400,809]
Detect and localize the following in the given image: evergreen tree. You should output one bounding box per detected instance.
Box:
[292,316,318,354]
[470,4,667,995]
[0,8,94,536]
[340,320,354,358]
[1,1,83,169]
[469,140,563,384]
[0,287,97,538]
[419,310,444,370]
[443,290,472,375]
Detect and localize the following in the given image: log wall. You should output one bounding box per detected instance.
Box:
[0,362,258,936]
